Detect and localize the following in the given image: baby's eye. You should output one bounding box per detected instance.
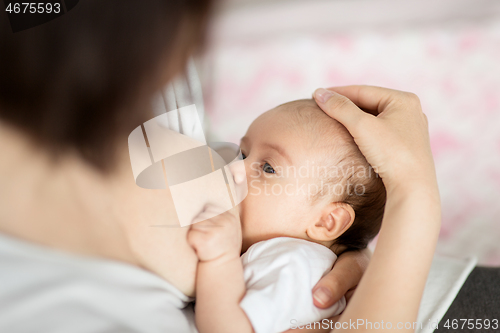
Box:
[241,152,247,160]
[262,162,275,174]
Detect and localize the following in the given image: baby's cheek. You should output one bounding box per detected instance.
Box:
[240,220,263,253]
[247,179,263,196]
[241,210,267,238]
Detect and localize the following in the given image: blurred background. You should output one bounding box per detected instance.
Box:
[198,0,500,265]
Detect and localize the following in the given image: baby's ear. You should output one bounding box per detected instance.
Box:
[306,203,355,242]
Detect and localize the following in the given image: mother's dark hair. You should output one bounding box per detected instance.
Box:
[0,0,213,170]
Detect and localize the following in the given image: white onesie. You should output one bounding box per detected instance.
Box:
[240,237,346,333]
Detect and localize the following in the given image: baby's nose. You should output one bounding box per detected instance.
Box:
[228,159,246,184]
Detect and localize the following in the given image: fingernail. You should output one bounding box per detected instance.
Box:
[313,287,332,306]
[314,88,333,104]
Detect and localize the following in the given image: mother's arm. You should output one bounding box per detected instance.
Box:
[314,86,441,332]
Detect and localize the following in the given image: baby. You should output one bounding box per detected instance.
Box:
[188,99,386,333]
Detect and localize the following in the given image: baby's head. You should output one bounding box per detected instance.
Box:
[239,99,386,253]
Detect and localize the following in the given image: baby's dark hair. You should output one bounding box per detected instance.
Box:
[279,99,386,250]
[323,146,387,250]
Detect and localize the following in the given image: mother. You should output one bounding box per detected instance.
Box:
[0,1,482,333]
[0,1,370,331]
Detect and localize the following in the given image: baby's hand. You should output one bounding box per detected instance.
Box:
[187,205,242,263]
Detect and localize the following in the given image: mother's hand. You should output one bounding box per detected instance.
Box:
[312,85,441,327]
[283,249,371,333]
[312,248,371,308]
[313,85,437,194]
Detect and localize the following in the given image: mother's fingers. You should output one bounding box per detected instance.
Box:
[312,248,369,309]
[325,85,393,115]
[326,85,419,116]
[313,88,374,138]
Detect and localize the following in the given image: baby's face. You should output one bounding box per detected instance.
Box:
[238,101,345,252]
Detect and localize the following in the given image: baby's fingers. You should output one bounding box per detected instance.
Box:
[186,228,212,258]
[199,204,228,220]
[191,204,226,225]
